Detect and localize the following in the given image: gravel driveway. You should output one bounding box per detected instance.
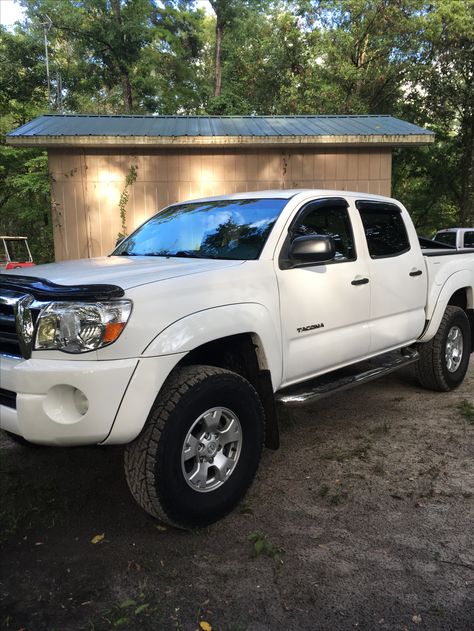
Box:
[1,366,473,630]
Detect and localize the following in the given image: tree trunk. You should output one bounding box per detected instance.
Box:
[213,19,224,97]
[110,0,133,112]
[121,73,133,112]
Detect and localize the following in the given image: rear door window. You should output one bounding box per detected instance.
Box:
[435,232,457,247]
[357,201,410,258]
[463,231,474,248]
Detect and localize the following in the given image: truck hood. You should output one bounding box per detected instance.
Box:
[5,256,244,290]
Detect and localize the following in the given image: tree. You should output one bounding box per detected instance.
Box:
[0,25,53,262]
[415,0,474,225]
[297,0,425,114]
[20,0,154,112]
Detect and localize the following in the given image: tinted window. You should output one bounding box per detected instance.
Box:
[113,198,288,261]
[435,232,457,247]
[463,231,474,248]
[293,203,356,262]
[359,207,410,258]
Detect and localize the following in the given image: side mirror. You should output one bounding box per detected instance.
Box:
[289,235,336,265]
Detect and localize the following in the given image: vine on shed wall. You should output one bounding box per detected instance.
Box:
[118,164,138,240]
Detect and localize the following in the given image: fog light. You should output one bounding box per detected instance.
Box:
[43,385,90,424]
[73,388,89,416]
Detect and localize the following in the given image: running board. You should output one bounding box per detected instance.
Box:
[275,348,419,406]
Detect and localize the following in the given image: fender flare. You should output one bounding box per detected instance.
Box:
[420,270,473,343]
[142,303,283,390]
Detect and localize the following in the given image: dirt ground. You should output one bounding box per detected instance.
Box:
[1,366,473,631]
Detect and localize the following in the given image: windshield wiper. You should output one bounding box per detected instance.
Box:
[174,250,212,259]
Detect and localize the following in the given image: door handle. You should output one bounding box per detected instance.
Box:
[409,269,423,277]
[351,277,369,286]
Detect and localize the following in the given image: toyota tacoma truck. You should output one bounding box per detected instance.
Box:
[1,190,473,528]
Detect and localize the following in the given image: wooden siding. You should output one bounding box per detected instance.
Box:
[48,147,392,261]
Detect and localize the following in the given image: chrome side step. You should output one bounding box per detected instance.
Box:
[275,348,419,406]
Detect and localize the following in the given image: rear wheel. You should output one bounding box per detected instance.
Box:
[124,365,265,529]
[415,306,471,391]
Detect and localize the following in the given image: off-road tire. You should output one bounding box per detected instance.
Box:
[415,306,471,391]
[124,365,265,529]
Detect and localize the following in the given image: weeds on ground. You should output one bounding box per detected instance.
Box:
[322,439,372,462]
[318,483,348,506]
[248,532,284,561]
[91,594,158,629]
[457,400,474,425]
[328,490,348,506]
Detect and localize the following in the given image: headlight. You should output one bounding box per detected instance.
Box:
[35,300,132,353]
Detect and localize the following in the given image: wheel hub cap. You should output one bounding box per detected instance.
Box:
[181,407,242,493]
[445,325,463,373]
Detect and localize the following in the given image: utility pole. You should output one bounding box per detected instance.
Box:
[39,14,52,109]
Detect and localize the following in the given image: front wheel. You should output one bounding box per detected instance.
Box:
[124,365,265,529]
[415,305,471,391]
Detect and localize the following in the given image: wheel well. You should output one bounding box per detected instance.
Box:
[448,288,474,351]
[178,333,279,449]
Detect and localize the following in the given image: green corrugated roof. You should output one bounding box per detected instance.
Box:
[8,114,433,139]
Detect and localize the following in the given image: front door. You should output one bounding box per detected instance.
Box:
[276,198,371,386]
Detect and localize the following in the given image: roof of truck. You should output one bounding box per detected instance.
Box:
[176,189,398,204]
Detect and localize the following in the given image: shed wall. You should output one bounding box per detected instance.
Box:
[48,147,392,261]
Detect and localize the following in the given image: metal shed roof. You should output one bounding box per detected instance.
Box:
[7,114,434,148]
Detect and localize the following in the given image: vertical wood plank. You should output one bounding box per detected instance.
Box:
[369,152,381,180]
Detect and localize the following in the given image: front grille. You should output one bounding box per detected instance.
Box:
[0,303,20,357]
[0,301,40,358]
[0,388,17,409]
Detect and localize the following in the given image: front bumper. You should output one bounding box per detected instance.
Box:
[0,355,138,445]
[0,352,185,446]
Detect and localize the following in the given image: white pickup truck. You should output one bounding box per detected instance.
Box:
[1,190,473,528]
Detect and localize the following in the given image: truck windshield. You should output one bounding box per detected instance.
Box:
[113,198,288,260]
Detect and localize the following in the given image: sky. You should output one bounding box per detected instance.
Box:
[0,0,25,26]
[0,0,212,27]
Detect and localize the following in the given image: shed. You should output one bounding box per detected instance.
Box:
[7,114,434,261]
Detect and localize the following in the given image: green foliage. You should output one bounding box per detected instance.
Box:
[1,0,474,256]
[457,400,474,425]
[248,531,284,560]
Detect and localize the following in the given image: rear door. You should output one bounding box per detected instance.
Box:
[355,199,428,353]
[276,197,371,385]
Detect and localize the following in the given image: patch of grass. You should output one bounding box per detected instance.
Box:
[429,602,445,617]
[328,490,348,506]
[239,503,254,516]
[322,440,372,462]
[94,593,157,629]
[373,462,385,476]
[369,422,391,435]
[457,399,474,425]
[248,532,284,561]
[319,483,330,497]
